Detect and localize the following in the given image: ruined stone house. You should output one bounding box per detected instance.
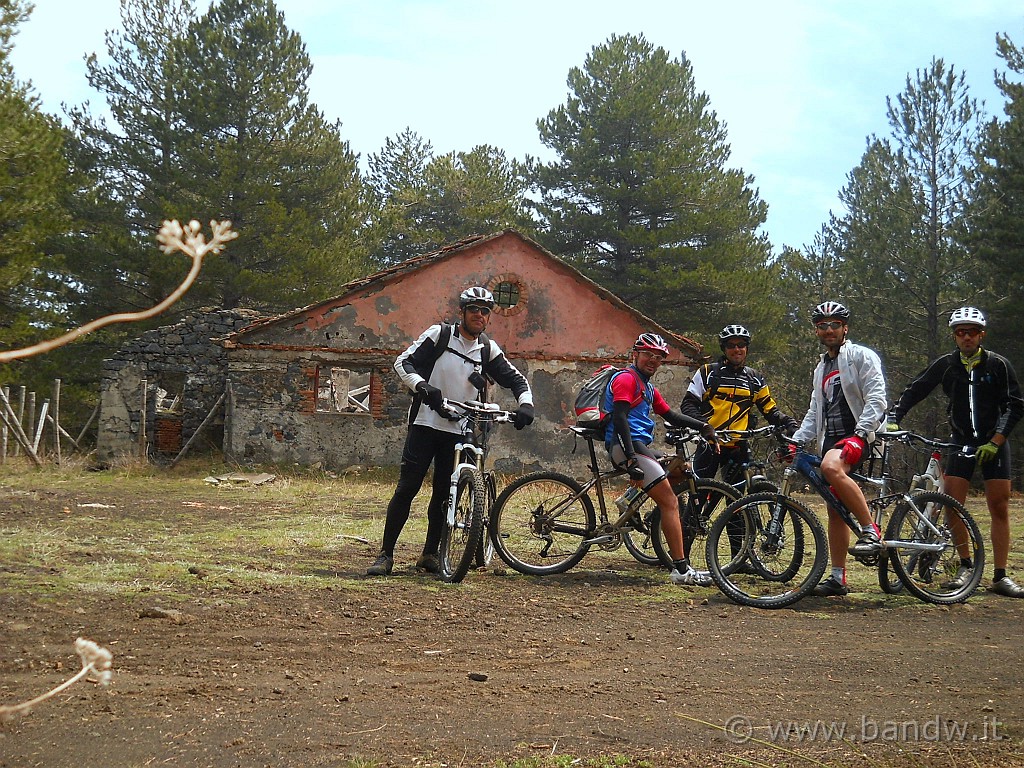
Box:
[220,230,704,473]
[95,308,264,463]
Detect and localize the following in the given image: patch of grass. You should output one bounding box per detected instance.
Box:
[1,462,1021,607]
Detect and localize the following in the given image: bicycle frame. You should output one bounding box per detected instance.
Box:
[711,426,780,493]
[783,447,947,558]
[573,429,641,545]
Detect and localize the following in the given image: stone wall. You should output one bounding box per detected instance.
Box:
[223,347,693,476]
[96,308,264,463]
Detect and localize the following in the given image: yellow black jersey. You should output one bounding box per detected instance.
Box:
[681,359,787,447]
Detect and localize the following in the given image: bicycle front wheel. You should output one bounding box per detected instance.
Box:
[490,471,596,576]
[886,491,984,605]
[438,467,485,583]
[706,492,828,609]
[650,478,738,570]
[623,495,662,566]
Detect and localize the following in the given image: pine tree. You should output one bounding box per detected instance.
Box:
[530,33,771,335]
[817,59,983,433]
[972,32,1024,364]
[69,0,369,314]
[366,130,535,267]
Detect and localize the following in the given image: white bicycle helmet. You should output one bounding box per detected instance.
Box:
[812,301,850,323]
[718,324,751,348]
[458,286,495,309]
[948,306,986,328]
[633,332,670,355]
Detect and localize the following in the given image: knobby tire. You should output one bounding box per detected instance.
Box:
[439,467,485,583]
[885,490,984,604]
[489,471,596,576]
[706,492,828,609]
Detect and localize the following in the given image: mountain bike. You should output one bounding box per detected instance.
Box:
[436,398,515,583]
[875,431,981,596]
[489,425,736,576]
[705,429,984,608]
[699,425,782,496]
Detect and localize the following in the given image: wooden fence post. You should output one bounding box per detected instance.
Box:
[1,385,7,464]
[76,403,100,448]
[52,378,62,465]
[169,391,226,468]
[26,392,35,456]
[139,378,148,461]
[14,386,25,457]
[0,387,43,467]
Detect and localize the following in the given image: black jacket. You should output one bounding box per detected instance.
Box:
[890,348,1024,444]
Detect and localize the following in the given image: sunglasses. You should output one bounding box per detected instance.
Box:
[954,327,982,337]
[464,305,491,315]
[724,341,748,350]
[815,320,844,331]
[637,350,666,362]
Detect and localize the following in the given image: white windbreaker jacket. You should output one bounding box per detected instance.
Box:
[792,340,888,453]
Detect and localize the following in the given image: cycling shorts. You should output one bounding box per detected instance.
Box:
[945,441,1011,481]
[608,443,667,490]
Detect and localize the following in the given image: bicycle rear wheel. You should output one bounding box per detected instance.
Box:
[886,491,984,604]
[489,471,596,576]
[706,492,828,609]
[438,467,484,583]
[877,553,904,594]
[650,478,738,570]
[474,472,498,568]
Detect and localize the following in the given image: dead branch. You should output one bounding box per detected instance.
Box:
[0,220,236,364]
[0,638,113,721]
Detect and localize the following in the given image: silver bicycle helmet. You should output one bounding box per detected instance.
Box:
[948,306,986,328]
[718,324,751,347]
[633,332,670,355]
[812,301,850,323]
[458,286,495,309]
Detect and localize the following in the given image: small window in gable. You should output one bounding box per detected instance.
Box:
[488,274,527,317]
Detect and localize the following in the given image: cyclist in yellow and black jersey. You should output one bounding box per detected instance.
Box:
[681,325,798,489]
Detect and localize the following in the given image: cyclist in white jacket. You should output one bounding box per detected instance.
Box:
[789,301,888,596]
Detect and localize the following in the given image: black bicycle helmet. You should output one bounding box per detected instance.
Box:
[812,301,850,323]
[458,286,495,309]
[718,324,751,348]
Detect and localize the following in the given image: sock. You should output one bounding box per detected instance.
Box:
[861,522,880,537]
[960,557,973,569]
[995,568,1007,582]
[673,559,691,573]
[831,566,845,584]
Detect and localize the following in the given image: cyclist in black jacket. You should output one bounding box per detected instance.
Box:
[889,306,1024,597]
[366,286,534,577]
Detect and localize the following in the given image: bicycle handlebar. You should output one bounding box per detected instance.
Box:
[713,425,784,443]
[664,423,787,447]
[878,429,975,457]
[438,398,515,423]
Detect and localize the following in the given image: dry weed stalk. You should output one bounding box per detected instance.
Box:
[0,219,236,363]
[0,638,113,721]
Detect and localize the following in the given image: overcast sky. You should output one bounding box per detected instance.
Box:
[8,0,1023,251]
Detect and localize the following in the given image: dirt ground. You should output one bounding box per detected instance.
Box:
[2,473,1024,768]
